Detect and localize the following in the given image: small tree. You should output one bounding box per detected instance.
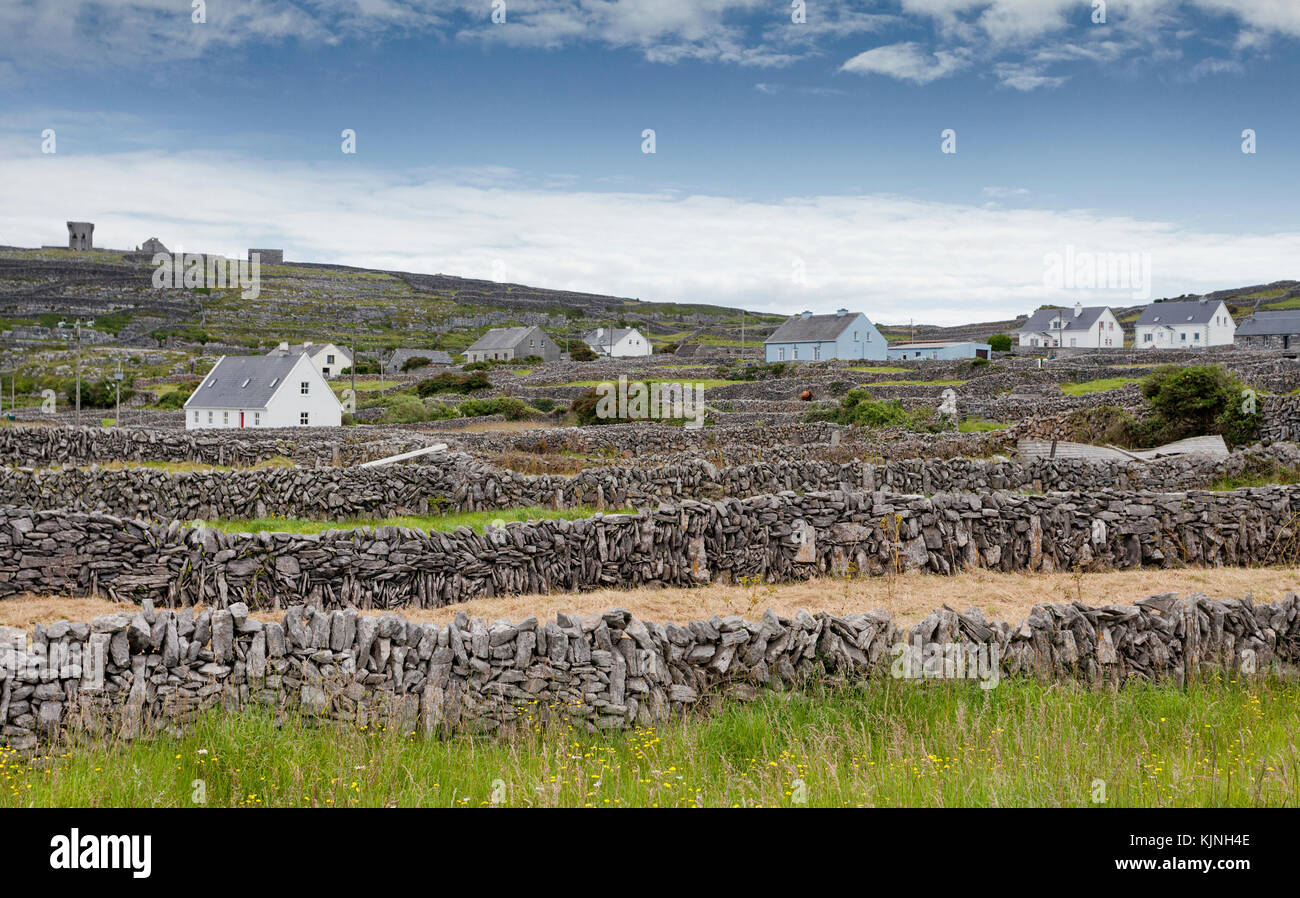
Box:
[988,333,1012,352]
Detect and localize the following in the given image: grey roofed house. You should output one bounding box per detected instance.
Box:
[386,348,452,370]
[1135,300,1220,326]
[1015,306,1108,335]
[583,327,636,350]
[184,352,304,409]
[1232,310,1300,335]
[462,325,559,362]
[763,312,860,343]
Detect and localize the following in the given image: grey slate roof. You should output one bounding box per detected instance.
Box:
[1014,306,1109,334]
[386,348,452,368]
[464,326,537,353]
[185,353,304,409]
[1136,300,1222,327]
[583,327,638,351]
[763,312,862,344]
[1236,310,1300,336]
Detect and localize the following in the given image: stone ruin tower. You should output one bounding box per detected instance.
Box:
[67,221,94,250]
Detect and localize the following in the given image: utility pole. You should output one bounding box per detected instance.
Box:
[351,323,357,399]
[740,309,745,362]
[59,318,94,425]
[113,358,123,428]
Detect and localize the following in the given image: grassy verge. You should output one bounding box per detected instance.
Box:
[4,677,1295,807]
[1061,377,1139,395]
[202,505,629,535]
[958,417,1010,433]
[1209,465,1300,491]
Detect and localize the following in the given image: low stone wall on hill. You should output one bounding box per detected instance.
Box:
[2,592,1294,752]
[4,443,1298,521]
[4,484,1300,609]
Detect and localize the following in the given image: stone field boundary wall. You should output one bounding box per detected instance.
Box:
[2,592,1295,752]
[5,484,1300,609]
[5,443,1300,521]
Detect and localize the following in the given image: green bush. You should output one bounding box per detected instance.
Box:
[568,341,598,361]
[415,371,490,396]
[571,387,613,425]
[401,356,433,372]
[1141,364,1260,448]
[988,333,1012,352]
[457,397,533,420]
[804,388,925,429]
[65,378,133,409]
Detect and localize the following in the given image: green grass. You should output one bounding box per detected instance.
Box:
[1061,377,1140,396]
[1209,466,1300,491]
[847,366,910,374]
[4,677,1296,807]
[330,379,400,393]
[202,505,628,535]
[958,417,1010,433]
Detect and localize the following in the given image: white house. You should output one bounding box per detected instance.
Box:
[582,327,653,358]
[1133,299,1235,349]
[269,341,352,379]
[185,352,342,429]
[1013,303,1123,348]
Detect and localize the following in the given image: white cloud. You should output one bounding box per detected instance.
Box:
[841,42,971,84]
[2,143,1295,326]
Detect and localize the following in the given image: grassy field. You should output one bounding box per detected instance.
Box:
[1061,376,1140,395]
[4,677,1295,807]
[201,505,629,535]
[958,417,1010,433]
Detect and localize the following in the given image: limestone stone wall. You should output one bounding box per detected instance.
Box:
[2,592,1294,752]
[4,483,1300,608]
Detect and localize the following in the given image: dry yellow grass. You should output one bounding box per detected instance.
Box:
[3,566,1298,629]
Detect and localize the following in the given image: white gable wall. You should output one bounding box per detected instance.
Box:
[185,354,342,429]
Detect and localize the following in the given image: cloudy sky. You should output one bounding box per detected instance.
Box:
[1,0,1297,324]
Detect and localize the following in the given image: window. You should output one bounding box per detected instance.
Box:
[223,411,229,424]
[813,346,821,360]
[326,354,335,364]
[1194,332,1201,340]
[207,411,213,424]
[193,411,198,422]
[792,346,799,360]
[321,368,330,377]
[1180,332,1187,341]
[853,331,858,341]
[1143,333,1153,342]
[300,381,309,395]
[300,412,309,425]
[778,348,785,361]
[254,412,261,426]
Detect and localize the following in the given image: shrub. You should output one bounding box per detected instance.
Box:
[65,378,132,409]
[401,356,433,372]
[804,388,923,429]
[380,395,430,424]
[571,387,613,425]
[457,397,533,420]
[415,371,490,396]
[1141,364,1260,447]
[568,341,598,361]
[532,397,556,412]
[988,333,1012,352]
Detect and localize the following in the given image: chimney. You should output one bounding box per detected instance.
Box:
[836,308,848,317]
[1073,302,1082,318]
[277,341,288,351]
[800,310,812,319]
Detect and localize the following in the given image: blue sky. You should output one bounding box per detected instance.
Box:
[2,1,1298,324]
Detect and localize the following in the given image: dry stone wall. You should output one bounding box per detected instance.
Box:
[4,484,1300,609]
[3,592,1295,752]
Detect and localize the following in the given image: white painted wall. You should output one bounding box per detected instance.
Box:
[1135,302,1236,349]
[185,354,342,429]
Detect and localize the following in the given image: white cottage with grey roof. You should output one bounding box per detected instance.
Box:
[462,326,559,363]
[583,327,652,358]
[1014,303,1122,348]
[1134,299,1235,349]
[184,352,342,429]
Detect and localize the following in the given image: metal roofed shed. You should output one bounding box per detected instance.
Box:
[1016,435,1229,463]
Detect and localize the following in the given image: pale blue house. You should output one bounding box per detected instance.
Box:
[763,309,886,363]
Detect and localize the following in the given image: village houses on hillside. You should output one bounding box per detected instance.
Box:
[1133,298,1236,349]
[763,309,886,362]
[185,351,342,429]
[463,326,560,363]
[1013,303,1123,348]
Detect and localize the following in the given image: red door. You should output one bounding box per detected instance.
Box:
[239,411,245,428]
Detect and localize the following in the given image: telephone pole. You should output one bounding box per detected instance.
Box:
[59,318,94,425]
